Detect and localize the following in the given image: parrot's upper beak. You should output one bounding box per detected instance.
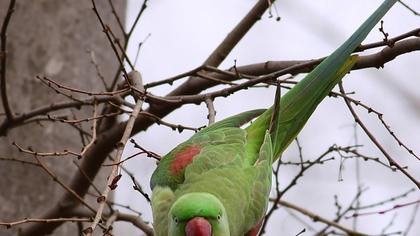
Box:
[185,217,212,236]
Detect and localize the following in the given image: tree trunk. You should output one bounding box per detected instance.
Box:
[0,1,125,235]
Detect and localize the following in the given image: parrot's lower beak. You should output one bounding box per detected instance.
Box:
[185,217,212,236]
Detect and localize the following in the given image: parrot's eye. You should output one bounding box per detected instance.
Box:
[174,217,179,224]
[217,214,221,221]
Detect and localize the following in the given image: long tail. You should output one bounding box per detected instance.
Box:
[245,0,397,163]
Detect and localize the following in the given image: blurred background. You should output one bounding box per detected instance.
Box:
[116,0,419,235]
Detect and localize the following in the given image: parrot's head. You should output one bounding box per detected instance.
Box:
[168,192,230,236]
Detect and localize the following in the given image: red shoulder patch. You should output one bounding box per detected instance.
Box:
[246,221,263,236]
[170,146,201,175]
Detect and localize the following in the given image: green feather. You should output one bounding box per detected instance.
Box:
[151,1,398,235]
[246,0,397,161]
[150,110,265,190]
[152,186,175,236]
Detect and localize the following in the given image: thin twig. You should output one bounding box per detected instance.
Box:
[110,202,143,215]
[279,157,335,166]
[91,0,128,79]
[140,111,203,133]
[284,208,317,232]
[317,188,367,235]
[403,201,419,236]
[377,114,420,161]
[37,76,129,96]
[106,24,134,70]
[355,28,419,51]
[102,151,143,166]
[133,33,151,67]
[331,91,419,162]
[34,156,96,213]
[86,71,145,235]
[130,138,161,160]
[379,20,390,46]
[346,200,420,218]
[336,145,394,170]
[36,76,85,103]
[144,65,206,88]
[48,111,122,125]
[73,207,154,236]
[295,137,304,170]
[72,111,88,147]
[339,83,419,188]
[130,172,151,203]
[204,97,216,125]
[276,199,368,236]
[380,212,398,235]
[0,156,40,167]
[351,188,416,211]
[126,0,149,40]
[107,0,125,36]
[13,142,81,158]
[72,160,101,195]
[87,49,109,90]
[0,0,16,121]
[280,146,337,198]
[353,123,361,230]
[0,217,91,228]
[0,95,128,135]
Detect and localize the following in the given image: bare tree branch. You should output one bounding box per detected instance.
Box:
[276,199,368,236]
[0,0,16,121]
[16,1,420,234]
[86,71,144,235]
[339,83,419,188]
[0,217,91,228]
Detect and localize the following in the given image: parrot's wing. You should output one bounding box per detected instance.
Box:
[150,126,249,190]
[151,186,175,236]
[150,109,265,191]
[244,132,273,232]
[184,128,247,180]
[173,132,274,235]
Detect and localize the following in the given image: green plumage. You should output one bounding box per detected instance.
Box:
[150,1,398,235]
[151,109,265,191]
[152,127,272,236]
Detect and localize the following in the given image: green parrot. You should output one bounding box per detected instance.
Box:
[150,1,397,235]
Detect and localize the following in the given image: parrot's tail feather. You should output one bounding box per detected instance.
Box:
[245,0,397,164]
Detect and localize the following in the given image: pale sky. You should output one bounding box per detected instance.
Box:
[116,1,420,235]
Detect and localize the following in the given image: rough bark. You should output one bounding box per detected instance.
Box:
[0,1,125,235]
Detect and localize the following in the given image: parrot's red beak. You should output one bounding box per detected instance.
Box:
[185,217,212,236]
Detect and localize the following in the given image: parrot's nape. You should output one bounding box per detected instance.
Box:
[150,1,398,236]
